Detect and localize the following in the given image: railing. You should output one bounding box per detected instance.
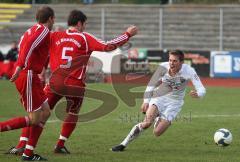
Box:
[1,5,240,51]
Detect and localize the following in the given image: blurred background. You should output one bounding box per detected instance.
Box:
[0,0,240,81]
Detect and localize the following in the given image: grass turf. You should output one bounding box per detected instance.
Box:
[0,80,239,162]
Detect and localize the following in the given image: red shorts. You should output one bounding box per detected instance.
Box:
[44,82,85,114]
[15,70,47,112]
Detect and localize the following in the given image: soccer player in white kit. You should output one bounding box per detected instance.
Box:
[111,50,206,151]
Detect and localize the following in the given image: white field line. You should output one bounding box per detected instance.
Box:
[190,114,240,118]
[47,119,60,123]
[1,114,240,124]
[46,114,240,123]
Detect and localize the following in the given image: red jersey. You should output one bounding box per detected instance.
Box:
[49,29,130,82]
[16,23,50,74]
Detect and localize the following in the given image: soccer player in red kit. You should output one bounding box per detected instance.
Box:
[48,10,137,153]
[7,9,138,155]
[1,6,55,161]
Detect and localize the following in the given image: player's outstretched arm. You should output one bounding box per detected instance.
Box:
[85,25,138,52]
[189,67,206,98]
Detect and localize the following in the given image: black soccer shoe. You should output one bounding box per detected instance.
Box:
[22,154,47,161]
[111,144,125,152]
[54,146,70,154]
[5,147,24,155]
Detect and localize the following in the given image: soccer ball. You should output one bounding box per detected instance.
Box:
[214,128,232,146]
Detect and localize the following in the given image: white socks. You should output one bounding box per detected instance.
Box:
[121,123,144,146]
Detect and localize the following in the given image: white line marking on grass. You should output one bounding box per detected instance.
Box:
[189,114,240,118]
[45,114,240,123]
[47,119,60,123]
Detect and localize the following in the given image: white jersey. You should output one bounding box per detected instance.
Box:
[144,62,206,102]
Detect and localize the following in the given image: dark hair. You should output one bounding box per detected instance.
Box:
[68,10,87,26]
[169,50,184,62]
[36,6,54,23]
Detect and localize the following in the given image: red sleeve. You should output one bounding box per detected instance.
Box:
[84,32,130,52]
[16,25,50,68]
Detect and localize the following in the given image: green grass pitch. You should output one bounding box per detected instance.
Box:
[0,80,239,162]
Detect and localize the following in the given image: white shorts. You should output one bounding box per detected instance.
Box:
[149,96,184,122]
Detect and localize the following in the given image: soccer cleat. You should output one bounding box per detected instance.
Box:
[5,147,25,155]
[54,146,70,154]
[111,144,125,152]
[22,154,47,161]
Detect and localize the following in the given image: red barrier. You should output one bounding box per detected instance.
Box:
[0,61,16,79]
[4,61,15,79]
[104,74,240,88]
[0,61,4,77]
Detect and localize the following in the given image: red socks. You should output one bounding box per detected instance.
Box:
[3,114,79,155]
[23,122,45,156]
[16,127,30,149]
[0,116,30,132]
[57,114,78,147]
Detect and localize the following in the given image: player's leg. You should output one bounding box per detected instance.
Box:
[16,127,30,149]
[5,127,30,155]
[21,73,51,161]
[4,102,50,160]
[0,71,33,132]
[6,84,61,156]
[153,99,183,137]
[54,96,83,154]
[0,117,30,132]
[0,108,48,132]
[153,118,171,137]
[111,104,159,152]
[22,101,51,161]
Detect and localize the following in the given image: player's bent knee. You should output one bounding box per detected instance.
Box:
[42,109,51,121]
[44,110,51,119]
[41,103,51,119]
[153,129,164,137]
[29,116,41,126]
[153,121,171,137]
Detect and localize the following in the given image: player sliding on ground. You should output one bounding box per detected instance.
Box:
[111,50,206,152]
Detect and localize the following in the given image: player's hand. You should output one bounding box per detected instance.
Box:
[38,67,46,84]
[126,25,138,37]
[141,103,149,114]
[10,66,22,82]
[189,90,199,98]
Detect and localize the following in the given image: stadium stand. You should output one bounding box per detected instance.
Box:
[0,3,31,42]
[0,4,240,51]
